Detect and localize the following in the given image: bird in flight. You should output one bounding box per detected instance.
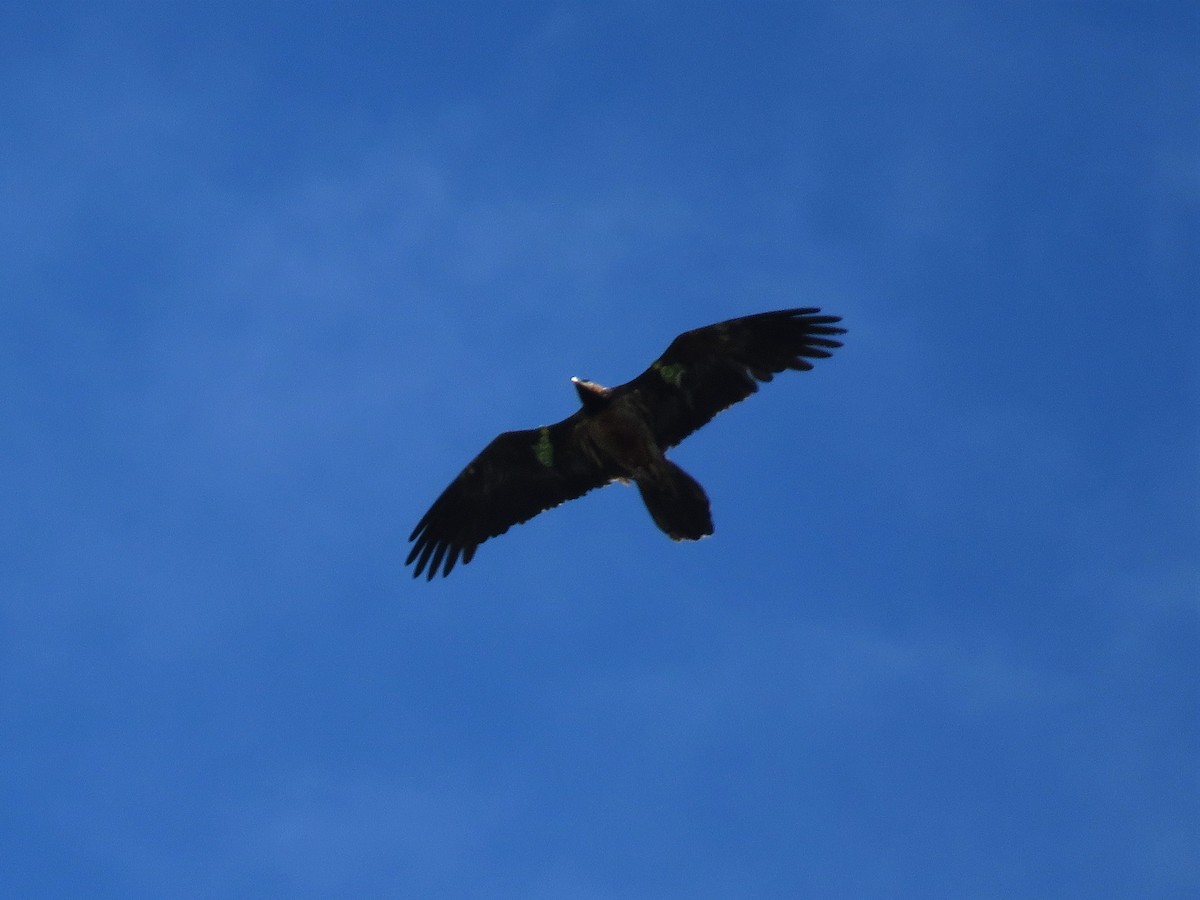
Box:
[407,308,846,579]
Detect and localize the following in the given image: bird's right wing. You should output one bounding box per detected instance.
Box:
[407,418,611,579]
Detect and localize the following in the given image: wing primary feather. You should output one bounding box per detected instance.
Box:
[427,542,449,581]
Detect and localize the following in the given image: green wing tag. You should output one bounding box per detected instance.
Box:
[654,361,685,387]
[532,427,554,467]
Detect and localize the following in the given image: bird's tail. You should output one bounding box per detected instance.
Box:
[635,460,713,541]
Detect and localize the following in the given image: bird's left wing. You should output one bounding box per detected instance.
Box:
[407,417,611,579]
[614,307,845,449]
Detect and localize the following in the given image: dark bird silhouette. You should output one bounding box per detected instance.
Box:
[407,308,846,579]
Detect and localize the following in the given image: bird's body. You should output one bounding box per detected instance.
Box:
[568,381,714,542]
[407,308,845,579]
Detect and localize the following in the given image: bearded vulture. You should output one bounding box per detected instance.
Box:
[407,308,845,579]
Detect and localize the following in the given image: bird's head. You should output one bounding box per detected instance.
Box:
[571,376,611,411]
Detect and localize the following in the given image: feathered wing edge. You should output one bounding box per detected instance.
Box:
[406,418,611,580]
[617,307,846,449]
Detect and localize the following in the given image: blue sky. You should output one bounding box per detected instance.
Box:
[2,2,1197,897]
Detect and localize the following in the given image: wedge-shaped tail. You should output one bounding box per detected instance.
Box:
[635,461,713,541]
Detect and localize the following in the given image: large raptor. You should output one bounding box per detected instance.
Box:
[407,308,846,579]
